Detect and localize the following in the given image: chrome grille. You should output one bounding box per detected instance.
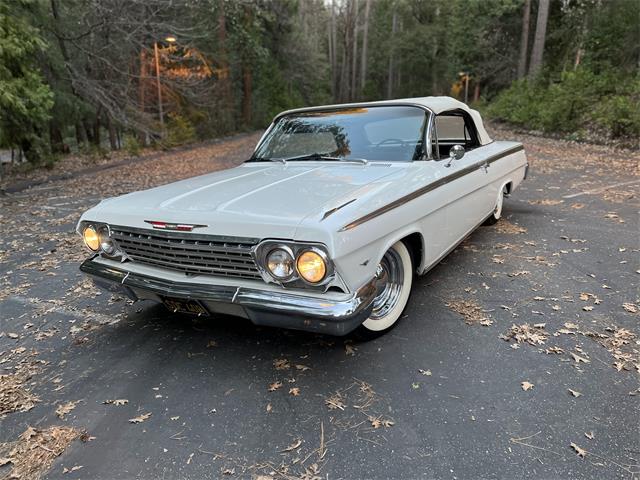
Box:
[110,226,262,280]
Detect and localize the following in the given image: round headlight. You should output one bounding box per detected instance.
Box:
[266,248,295,279]
[296,250,327,284]
[98,226,116,255]
[82,225,100,252]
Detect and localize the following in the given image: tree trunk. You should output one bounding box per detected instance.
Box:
[242,65,252,126]
[49,122,64,154]
[330,0,337,101]
[360,0,371,94]
[75,122,87,147]
[517,0,531,79]
[83,118,94,144]
[107,116,118,150]
[350,0,359,101]
[528,0,550,78]
[473,81,481,103]
[387,11,397,99]
[217,0,234,131]
[93,109,101,146]
[138,48,147,143]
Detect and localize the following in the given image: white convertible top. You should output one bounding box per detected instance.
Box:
[276,96,492,146]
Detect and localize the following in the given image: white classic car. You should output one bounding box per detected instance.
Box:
[77,96,528,336]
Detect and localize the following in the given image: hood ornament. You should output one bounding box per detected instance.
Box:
[144,220,207,232]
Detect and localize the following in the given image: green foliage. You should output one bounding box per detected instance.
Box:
[163,113,196,148]
[486,69,640,141]
[0,1,54,163]
[123,134,142,157]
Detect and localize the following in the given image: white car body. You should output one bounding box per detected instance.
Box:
[78,96,528,335]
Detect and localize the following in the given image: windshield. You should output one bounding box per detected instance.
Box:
[252,106,427,162]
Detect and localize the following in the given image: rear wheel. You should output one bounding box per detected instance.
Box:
[359,241,413,336]
[484,186,507,225]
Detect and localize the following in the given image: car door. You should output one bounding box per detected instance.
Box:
[433,112,495,246]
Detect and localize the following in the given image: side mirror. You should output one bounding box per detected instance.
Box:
[445,144,465,167]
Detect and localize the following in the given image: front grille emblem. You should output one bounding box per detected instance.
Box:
[144,220,207,232]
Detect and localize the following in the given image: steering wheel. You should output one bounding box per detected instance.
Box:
[377,138,405,147]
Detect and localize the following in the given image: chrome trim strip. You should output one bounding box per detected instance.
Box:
[339,144,524,232]
[109,224,260,245]
[321,198,357,221]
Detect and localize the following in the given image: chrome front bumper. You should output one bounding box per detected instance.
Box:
[80,257,377,336]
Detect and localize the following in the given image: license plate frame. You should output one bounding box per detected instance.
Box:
[161,296,210,316]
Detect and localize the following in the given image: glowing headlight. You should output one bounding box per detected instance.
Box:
[296,250,327,284]
[97,226,116,255]
[266,248,295,279]
[82,225,100,252]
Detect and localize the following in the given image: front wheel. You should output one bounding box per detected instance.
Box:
[359,241,413,335]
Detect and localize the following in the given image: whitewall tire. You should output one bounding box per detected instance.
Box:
[361,241,413,333]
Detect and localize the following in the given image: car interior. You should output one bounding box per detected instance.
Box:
[433,109,480,159]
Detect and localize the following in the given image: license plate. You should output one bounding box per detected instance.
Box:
[161,297,209,316]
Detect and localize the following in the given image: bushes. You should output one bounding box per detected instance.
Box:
[486,69,640,143]
[163,113,196,148]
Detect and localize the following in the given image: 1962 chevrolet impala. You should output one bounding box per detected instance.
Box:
[77,96,528,336]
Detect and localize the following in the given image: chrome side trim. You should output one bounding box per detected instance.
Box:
[321,198,357,221]
[339,144,524,232]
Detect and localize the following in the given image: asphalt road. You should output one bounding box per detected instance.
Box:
[1,131,638,480]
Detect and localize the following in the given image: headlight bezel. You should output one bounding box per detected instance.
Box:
[78,221,124,259]
[253,240,335,288]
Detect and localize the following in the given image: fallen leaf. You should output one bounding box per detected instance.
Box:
[568,389,582,398]
[266,403,272,413]
[582,306,594,312]
[268,381,282,392]
[368,415,394,429]
[521,381,534,391]
[56,401,78,419]
[418,369,432,376]
[570,352,590,364]
[571,442,587,458]
[585,431,594,440]
[622,303,638,314]
[281,439,302,452]
[273,359,290,370]
[128,412,152,424]
[103,399,128,406]
[288,387,300,396]
[294,364,310,371]
[344,343,356,356]
[325,393,345,410]
[63,465,83,474]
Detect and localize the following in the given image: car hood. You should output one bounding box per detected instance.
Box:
[85,162,401,238]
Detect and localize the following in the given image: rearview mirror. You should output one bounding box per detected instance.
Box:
[445,144,465,167]
[449,144,465,160]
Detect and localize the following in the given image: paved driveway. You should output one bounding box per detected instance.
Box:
[0,131,638,479]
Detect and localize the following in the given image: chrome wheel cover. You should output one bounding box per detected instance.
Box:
[370,247,405,320]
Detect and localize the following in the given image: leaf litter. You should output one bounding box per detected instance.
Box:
[0,426,81,480]
[446,299,493,326]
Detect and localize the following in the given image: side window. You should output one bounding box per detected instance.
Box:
[433,110,480,159]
